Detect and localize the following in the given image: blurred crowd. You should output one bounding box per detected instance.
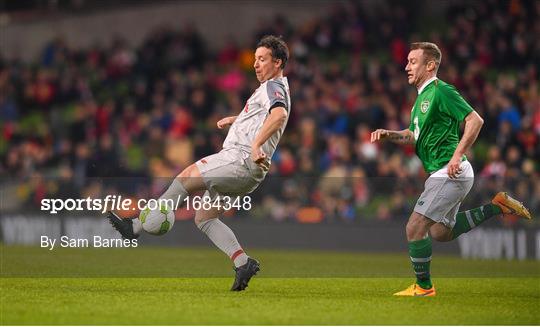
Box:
[1,0,538,224]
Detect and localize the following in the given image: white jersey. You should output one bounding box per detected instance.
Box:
[223,76,290,160]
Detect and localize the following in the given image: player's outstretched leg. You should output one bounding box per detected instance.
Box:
[108,164,205,238]
[450,192,531,239]
[195,206,260,291]
[108,178,188,238]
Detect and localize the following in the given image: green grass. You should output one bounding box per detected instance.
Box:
[1,246,539,325]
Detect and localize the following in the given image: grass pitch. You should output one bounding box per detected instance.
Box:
[1,246,539,325]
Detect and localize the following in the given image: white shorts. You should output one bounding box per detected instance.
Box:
[414,160,474,228]
[195,148,265,198]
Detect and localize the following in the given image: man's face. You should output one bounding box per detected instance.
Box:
[405,49,432,87]
[254,47,281,83]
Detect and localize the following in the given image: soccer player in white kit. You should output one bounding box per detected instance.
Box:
[109,35,291,291]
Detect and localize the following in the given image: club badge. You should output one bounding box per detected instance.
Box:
[420,100,430,113]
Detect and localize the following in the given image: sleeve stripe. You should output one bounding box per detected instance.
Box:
[269,102,287,112]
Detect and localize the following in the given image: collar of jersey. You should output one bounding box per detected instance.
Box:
[417,76,438,94]
[261,76,286,85]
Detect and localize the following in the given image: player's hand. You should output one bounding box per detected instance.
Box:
[447,156,463,179]
[217,117,234,129]
[251,144,269,171]
[371,129,390,142]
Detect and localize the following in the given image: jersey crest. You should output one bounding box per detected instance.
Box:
[420,100,430,113]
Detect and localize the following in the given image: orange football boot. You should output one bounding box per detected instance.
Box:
[492,192,532,220]
[394,283,436,297]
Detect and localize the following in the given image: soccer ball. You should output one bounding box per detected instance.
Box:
[139,205,175,235]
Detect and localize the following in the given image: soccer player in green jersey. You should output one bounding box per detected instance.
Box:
[371,42,532,296]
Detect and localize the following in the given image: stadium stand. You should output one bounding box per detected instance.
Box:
[0,0,538,224]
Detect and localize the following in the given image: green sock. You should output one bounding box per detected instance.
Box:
[451,203,502,239]
[409,237,432,289]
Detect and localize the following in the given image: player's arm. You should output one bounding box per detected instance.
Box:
[371,129,415,145]
[440,85,482,178]
[216,116,238,129]
[447,111,484,178]
[251,107,288,170]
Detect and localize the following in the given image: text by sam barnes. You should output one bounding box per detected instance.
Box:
[41,236,138,250]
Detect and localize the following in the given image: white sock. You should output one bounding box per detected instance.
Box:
[132,218,142,235]
[159,178,188,204]
[197,218,249,267]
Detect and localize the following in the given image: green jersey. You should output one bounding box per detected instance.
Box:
[409,79,474,173]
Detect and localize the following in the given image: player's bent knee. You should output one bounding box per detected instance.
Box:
[406,213,432,240]
[406,223,421,240]
[177,164,206,193]
[406,217,421,234]
[139,207,175,235]
[179,164,202,179]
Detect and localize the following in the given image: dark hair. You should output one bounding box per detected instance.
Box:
[410,42,442,68]
[257,35,289,69]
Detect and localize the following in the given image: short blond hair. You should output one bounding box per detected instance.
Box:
[410,42,442,68]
